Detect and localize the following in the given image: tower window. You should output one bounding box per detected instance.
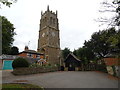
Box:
[50,17,52,24]
[45,17,47,23]
[53,19,55,24]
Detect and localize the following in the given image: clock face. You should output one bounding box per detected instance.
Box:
[42,33,45,37]
[52,32,55,37]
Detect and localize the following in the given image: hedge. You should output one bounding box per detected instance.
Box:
[12,57,29,69]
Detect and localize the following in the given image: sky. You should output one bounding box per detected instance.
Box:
[1,0,114,52]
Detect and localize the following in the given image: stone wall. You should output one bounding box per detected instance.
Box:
[12,67,59,75]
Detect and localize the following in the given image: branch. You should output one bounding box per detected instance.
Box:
[0,0,17,8]
[101,1,116,8]
[99,10,116,12]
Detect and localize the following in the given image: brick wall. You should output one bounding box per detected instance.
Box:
[104,58,120,66]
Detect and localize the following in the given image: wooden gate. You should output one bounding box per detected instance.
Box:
[81,63,107,72]
[81,63,96,71]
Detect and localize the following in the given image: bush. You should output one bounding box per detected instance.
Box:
[29,63,43,68]
[12,57,30,69]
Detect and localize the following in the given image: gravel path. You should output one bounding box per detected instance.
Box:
[2,70,118,88]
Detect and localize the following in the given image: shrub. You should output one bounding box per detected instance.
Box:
[112,65,117,76]
[12,57,30,69]
[29,63,43,68]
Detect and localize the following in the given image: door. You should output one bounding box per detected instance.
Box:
[68,64,75,71]
[2,60,13,70]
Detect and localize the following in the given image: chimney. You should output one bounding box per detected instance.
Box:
[24,46,29,51]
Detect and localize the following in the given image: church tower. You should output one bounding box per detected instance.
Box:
[37,6,60,65]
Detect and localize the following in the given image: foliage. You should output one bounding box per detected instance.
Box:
[73,47,96,64]
[12,57,30,69]
[98,0,120,27]
[29,63,43,68]
[84,27,119,59]
[62,47,71,60]
[112,65,117,76]
[29,63,58,69]
[2,83,43,90]
[73,49,77,56]
[1,16,16,54]
[0,0,17,8]
[113,0,120,26]
[73,27,120,64]
[73,40,97,64]
[9,46,19,55]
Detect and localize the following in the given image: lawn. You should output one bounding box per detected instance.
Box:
[2,83,44,90]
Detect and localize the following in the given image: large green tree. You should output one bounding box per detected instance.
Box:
[1,16,16,54]
[62,48,71,60]
[84,27,119,59]
[9,46,19,55]
[72,27,119,64]
[73,46,96,64]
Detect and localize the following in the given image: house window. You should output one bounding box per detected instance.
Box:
[36,55,40,58]
[27,53,32,58]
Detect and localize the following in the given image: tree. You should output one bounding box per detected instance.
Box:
[106,28,120,57]
[1,16,16,54]
[73,47,96,64]
[62,48,71,60]
[9,46,19,55]
[12,57,30,69]
[0,0,17,8]
[98,0,120,27]
[73,49,77,56]
[84,27,119,59]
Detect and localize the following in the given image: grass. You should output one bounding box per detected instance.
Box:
[2,83,44,90]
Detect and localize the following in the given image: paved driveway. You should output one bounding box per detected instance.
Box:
[2,71,118,88]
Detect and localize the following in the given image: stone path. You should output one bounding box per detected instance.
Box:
[2,70,118,88]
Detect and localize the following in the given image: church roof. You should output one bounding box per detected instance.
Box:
[64,53,81,62]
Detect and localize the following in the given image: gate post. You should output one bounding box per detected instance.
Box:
[81,64,84,71]
[65,67,68,71]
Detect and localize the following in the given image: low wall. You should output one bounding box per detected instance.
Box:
[12,67,59,75]
[106,65,120,78]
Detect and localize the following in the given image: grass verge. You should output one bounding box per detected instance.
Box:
[2,83,44,90]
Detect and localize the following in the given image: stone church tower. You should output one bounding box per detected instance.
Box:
[37,6,60,65]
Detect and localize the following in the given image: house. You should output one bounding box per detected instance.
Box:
[64,53,81,71]
[18,46,44,59]
[18,46,46,65]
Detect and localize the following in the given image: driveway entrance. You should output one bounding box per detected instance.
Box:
[2,71,118,88]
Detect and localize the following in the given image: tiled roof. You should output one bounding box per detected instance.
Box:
[19,50,43,55]
[65,53,81,62]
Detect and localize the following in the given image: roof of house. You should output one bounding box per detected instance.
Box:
[1,55,20,60]
[19,50,43,55]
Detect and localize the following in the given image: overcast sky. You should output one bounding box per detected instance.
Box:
[1,0,113,52]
